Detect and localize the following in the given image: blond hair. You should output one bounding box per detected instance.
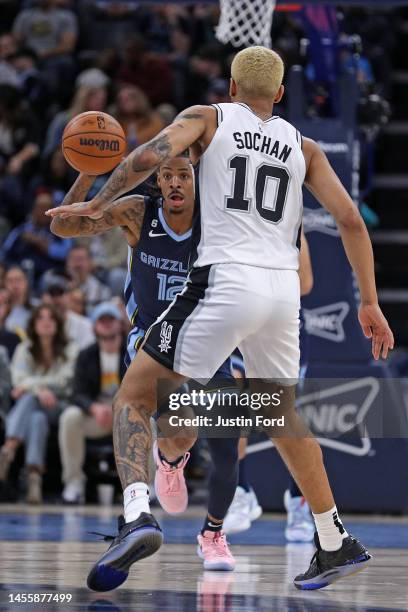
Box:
[231,46,284,99]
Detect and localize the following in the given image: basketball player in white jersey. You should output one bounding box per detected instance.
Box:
[48,46,394,592]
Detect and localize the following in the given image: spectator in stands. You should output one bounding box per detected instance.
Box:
[41,273,94,349]
[116,36,172,106]
[0,187,73,283]
[206,78,230,105]
[0,303,78,503]
[9,47,51,117]
[0,345,11,418]
[66,287,86,317]
[30,146,76,209]
[43,81,108,157]
[0,262,5,288]
[4,265,34,336]
[12,0,78,103]
[59,302,126,503]
[0,288,20,359]
[0,84,40,227]
[0,33,17,61]
[111,84,165,151]
[185,43,226,106]
[65,245,111,313]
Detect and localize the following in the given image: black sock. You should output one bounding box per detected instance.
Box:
[289,476,302,498]
[238,457,251,492]
[202,514,223,534]
[158,447,183,467]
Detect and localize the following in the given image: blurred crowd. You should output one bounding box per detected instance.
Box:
[0,0,400,504]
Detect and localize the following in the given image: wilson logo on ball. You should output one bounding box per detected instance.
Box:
[79,138,120,152]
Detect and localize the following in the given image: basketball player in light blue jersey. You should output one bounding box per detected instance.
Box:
[51,154,239,575]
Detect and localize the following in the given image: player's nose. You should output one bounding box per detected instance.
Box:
[170,176,182,188]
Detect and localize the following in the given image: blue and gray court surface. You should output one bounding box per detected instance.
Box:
[0,506,407,611]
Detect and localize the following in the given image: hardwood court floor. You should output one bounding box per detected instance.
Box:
[0,505,407,612]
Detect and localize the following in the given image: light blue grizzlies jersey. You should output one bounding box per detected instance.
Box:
[124,196,233,382]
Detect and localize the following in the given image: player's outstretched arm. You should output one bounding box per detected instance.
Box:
[46,105,210,219]
[51,186,145,247]
[50,173,96,237]
[303,137,394,360]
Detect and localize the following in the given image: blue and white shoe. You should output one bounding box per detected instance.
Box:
[294,532,372,590]
[87,513,163,591]
[284,490,314,543]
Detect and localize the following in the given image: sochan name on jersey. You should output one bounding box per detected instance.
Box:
[303,302,350,342]
[79,138,120,152]
[303,207,340,237]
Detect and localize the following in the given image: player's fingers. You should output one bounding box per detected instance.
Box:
[45,208,59,217]
[382,331,394,359]
[389,329,395,350]
[372,334,382,360]
[381,339,389,360]
[362,325,372,338]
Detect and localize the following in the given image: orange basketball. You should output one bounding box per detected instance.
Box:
[62,111,126,175]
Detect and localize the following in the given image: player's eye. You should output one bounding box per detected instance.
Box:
[181,174,189,180]
[163,174,171,180]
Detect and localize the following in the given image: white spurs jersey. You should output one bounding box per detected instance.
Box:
[194,102,306,270]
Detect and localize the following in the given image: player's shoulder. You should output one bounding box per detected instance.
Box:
[301,137,324,166]
[273,116,303,144]
[176,105,216,122]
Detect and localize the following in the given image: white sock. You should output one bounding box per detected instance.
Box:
[313,506,348,551]
[123,483,150,523]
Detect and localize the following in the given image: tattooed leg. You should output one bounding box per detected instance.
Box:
[112,349,186,490]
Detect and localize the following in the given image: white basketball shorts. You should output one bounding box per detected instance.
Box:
[143,263,301,383]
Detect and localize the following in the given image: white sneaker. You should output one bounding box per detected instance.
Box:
[247,488,263,521]
[283,489,314,543]
[62,479,85,504]
[223,486,251,534]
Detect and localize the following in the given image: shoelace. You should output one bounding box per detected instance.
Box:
[88,530,115,542]
[88,516,125,542]
[206,532,230,558]
[161,453,190,494]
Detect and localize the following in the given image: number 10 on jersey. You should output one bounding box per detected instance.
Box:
[226,155,290,223]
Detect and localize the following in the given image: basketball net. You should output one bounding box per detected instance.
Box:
[215,0,276,48]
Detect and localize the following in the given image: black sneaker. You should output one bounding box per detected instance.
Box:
[294,532,372,590]
[87,513,163,591]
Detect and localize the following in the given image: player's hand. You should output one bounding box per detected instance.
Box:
[45,198,103,219]
[358,303,394,360]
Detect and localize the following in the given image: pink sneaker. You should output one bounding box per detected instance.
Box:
[153,441,190,514]
[197,531,236,571]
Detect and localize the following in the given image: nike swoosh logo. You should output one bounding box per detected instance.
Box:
[149,230,167,238]
[208,522,222,528]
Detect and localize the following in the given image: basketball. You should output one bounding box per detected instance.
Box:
[62,111,126,175]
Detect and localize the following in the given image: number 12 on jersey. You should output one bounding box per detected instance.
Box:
[226,155,290,223]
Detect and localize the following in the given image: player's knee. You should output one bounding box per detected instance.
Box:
[112,390,144,415]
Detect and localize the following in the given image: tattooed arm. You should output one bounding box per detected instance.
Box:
[46,105,215,219]
[50,173,96,237]
[51,191,146,247]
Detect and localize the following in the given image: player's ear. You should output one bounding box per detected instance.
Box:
[156,171,161,188]
[274,85,284,104]
[229,78,237,99]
